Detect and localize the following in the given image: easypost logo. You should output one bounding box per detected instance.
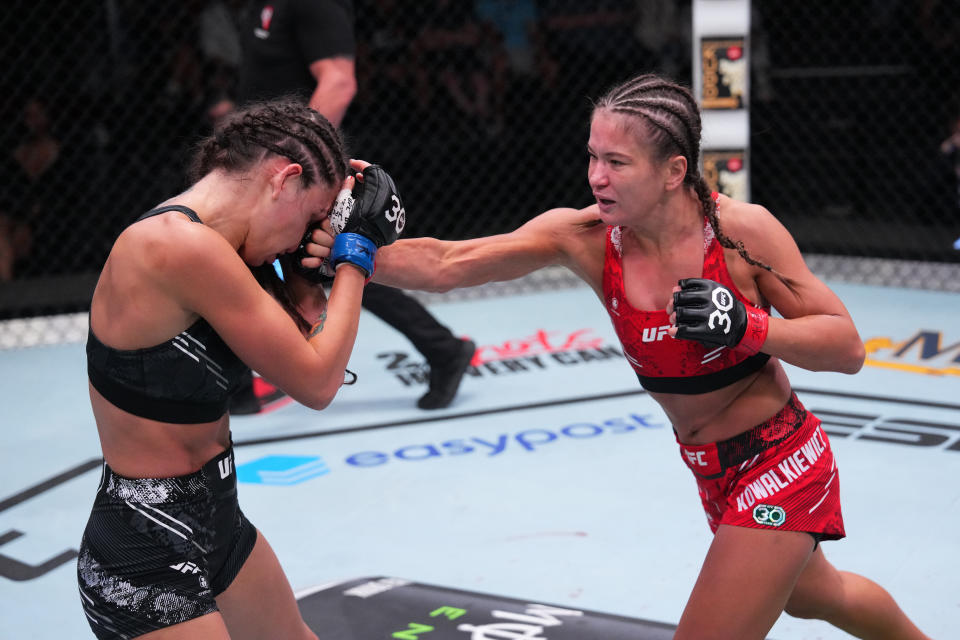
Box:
[344,414,661,468]
[236,455,330,485]
[237,414,663,485]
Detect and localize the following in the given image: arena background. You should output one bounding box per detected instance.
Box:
[0,0,958,340]
[1,4,960,639]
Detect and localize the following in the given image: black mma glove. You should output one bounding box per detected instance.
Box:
[339,163,405,248]
[672,278,769,354]
[287,164,405,281]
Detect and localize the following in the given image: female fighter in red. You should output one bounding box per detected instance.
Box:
[302,73,931,639]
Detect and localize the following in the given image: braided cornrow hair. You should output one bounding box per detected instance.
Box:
[188,98,350,332]
[593,73,796,291]
[189,96,348,189]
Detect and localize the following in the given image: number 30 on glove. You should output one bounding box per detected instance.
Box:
[327,163,405,278]
[290,164,405,281]
[672,278,768,354]
[339,163,405,247]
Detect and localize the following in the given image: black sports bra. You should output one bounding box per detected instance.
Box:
[86,205,248,423]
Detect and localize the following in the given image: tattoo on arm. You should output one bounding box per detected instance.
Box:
[308,311,327,338]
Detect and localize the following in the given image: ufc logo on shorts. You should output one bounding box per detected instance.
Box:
[170,561,201,574]
[685,450,708,467]
[219,456,233,479]
[384,195,405,234]
[708,287,734,334]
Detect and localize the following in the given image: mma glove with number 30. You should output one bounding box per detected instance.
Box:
[338,163,405,248]
[672,278,769,354]
[290,164,405,282]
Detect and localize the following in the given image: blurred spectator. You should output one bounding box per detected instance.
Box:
[0,214,30,282]
[200,0,245,126]
[916,1,960,118]
[536,0,643,90]
[474,0,540,78]
[747,2,773,103]
[917,0,960,52]
[940,112,960,212]
[413,0,502,136]
[0,97,67,279]
[352,0,422,121]
[633,0,690,79]
[915,0,960,221]
[474,0,560,130]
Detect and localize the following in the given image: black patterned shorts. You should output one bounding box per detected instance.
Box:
[77,447,257,640]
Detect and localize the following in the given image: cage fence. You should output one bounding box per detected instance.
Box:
[0,0,957,348]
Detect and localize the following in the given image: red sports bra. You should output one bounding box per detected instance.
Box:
[602,199,770,394]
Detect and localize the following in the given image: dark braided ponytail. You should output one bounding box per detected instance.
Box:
[189,98,350,331]
[593,74,796,291]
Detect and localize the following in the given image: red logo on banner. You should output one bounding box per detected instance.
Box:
[473,329,604,365]
[260,6,274,31]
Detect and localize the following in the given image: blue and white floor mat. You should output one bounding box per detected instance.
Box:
[1,280,957,639]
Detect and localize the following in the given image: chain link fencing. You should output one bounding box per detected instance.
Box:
[1,0,957,346]
[750,0,960,267]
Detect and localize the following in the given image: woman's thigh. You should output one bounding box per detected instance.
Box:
[135,613,230,639]
[215,530,316,640]
[674,524,816,640]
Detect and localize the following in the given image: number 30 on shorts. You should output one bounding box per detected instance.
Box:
[752,504,786,527]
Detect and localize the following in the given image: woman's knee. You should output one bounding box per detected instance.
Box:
[784,590,827,619]
[784,548,843,620]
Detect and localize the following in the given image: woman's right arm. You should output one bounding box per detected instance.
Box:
[373,206,597,292]
[157,224,366,410]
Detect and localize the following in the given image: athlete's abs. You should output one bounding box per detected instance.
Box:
[90,383,231,479]
[658,357,792,444]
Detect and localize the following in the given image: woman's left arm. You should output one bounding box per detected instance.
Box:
[744,206,865,374]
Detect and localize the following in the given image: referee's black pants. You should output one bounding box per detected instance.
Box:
[361,282,462,362]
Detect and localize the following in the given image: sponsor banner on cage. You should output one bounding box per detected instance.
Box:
[701,37,747,109]
[863,330,960,378]
[702,149,748,201]
[378,327,625,388]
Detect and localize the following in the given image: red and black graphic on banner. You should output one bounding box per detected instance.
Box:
[378,328,625,387]
[702,149,748,201]
[701,37,747,109]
